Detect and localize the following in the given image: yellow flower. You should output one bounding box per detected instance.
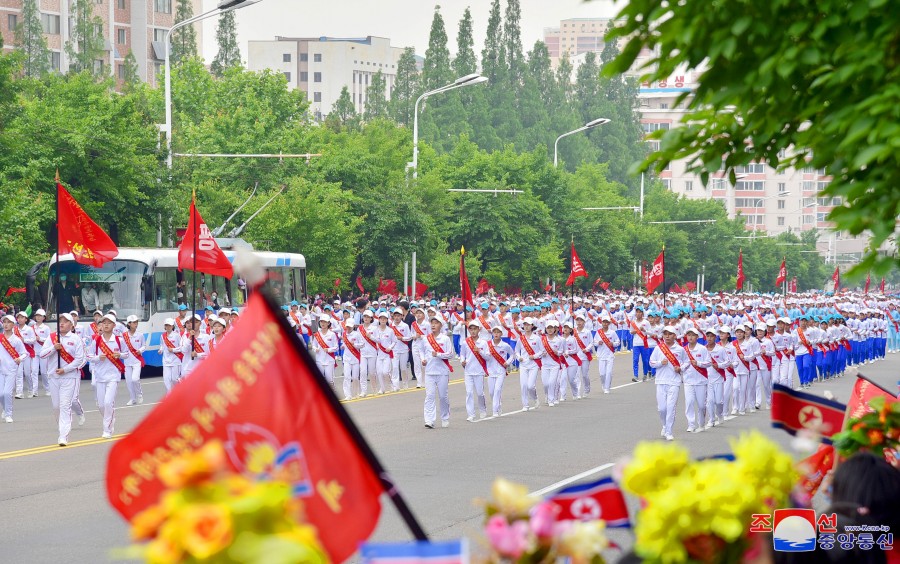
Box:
[177,503,234,559]
[158,440,228,489]
[490,478,537,517]
[557,520,609,564]
[622,442,690,497]
[144,535,183,564]
[131,503,168,541]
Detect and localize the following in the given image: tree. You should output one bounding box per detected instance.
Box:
[606,0,900,275]
[503,0,524,84]
[364,70,388,120]
[170,0,198,65]
[65,0,106,76]
[14,0,50,78]
[556,52,574,101]
[325,86,359,131]
[481,0,505,84]
[121,51,140,92]
[422,6,452,90]
[210,10,240,77]
[389,47,419,126]
[453,8,477,77]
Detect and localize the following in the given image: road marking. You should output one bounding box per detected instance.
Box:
[611,381,641,390]
[472,408,526,422]
[529,462,615,497]
[0,433,126,460]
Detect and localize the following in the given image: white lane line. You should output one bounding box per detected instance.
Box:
[611,381,641,390]
[529,462,615,497]
[471,408,526,422]
[83,401,162,414]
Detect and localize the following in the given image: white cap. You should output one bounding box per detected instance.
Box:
[108,310,118,317]
[319,316,332,324]
[101,313,117,324]
[126,315,139,323]
[211,316,227,327]
[766,319,777,327]
[562,321,574,329]
[192,314,203,322]
[734,323,747,332]
[219,308,232,315]
[363,310,375,318]
[685,327,700,336]
[35,308,46,316]
[467,319,481,327]
[545,319,560,327]
[15,311,28,318]
[755,323,767,332]
[59,313,74,325]
[778,317,792,324]
[345,319,356,328]
[2,315,16,323]
[164,318,175,327]
[377,311,389,318]
[523,317,536,326]
[662,325,678,334]
[719,325,732,334]
[575,314,586,321]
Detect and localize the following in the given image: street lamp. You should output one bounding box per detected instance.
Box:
[163,0,263,168]
[749,192,791,238]
[407,74,488,179]
[554,118,611,167]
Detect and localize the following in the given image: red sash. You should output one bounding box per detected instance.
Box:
[175,317,184,332]
[0,334,21,361]
[630,320,649,347]
[426,333,453,372]
[289,311,301,330]
[759,342,773,371]
[358,324,378,351]
[50,333,76,365]
[376,329,394,358]
[411,320,425,336]
[205,323,212,335]
[478,315,492,332]
[313,331,337,367]
[657,341,681,370]
[841,339,851,351]
[574,331,594,360]
[13,327,34,358]
[487,340,508,368]
[707,346,725,377]
[90,322,99,336]
[519,335,542,368]
[94,335,125,372]
[691,318,704,336]
[123,332,145,367]
[683,345,708,378]
[604,306,619,327]
[797,328,812,352]
[162,333,184,361]
[343,335,361,361]
[191,335,205,354]
[733,340,750,370]
[391,324,405,340]
[595,330,614,354]
[541,335,565,367]
[465,337,488,374]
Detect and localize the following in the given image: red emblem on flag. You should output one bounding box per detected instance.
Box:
[548,477,631,527]
[57,182,119,267]
[771,384,846,442]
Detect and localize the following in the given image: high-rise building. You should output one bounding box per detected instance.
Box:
[0,0,202,87]
[543,17,613,67]
[247,36,405,121]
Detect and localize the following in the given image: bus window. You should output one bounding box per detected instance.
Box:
[155,268,180,312]
[48,260,148,320]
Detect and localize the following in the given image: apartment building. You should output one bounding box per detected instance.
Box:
[543,17,613,66]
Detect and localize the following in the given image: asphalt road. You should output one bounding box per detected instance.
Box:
[0,351,896,563]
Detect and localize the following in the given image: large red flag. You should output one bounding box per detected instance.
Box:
[4,287,25,297]
[406,281,429,297]
[548,477,631,528]
[771,384,846,443]
[57,182,119,267]
[775,258,787,287]
[177,195,234,278]
[460,246,474,310]
[797,444,835,497]
[832,267,840,292]
[356,276,366,294]
[736,249,745,291]
[646,249,664,293]
[106,292,385,562]
[845,375,897,422]
[476,278,491,295]
[565,241,588,286]
[864,272,871,294]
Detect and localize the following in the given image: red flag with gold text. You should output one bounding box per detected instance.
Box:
[646,250,664,293]
[57,182,119,267]
[177,195,234,278]
[565,242,588,286]
[106,293,383,562]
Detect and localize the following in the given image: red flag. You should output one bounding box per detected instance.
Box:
[106,292,384,562]
[775,258,787,287]
[600,282,610,291]
[771,384,846,442]
[460,247,474,310]
[548,477,631,528]
[356,276,365,294]
[864,273,871,294]
[565,242,588,286]
[797,444,835,497]
[880,277,886,294]
[832,267,840,292]
[57,182,119,267]
[736,250,745,290]
[4,287,25,297]
[378,279,397,295]
[684,281,696,292]
[177,195,234,278]
[646,249,664,294]
[544,283,552,292]
[476,278,492,295]
[406,281,429,297]
[334,277,341,288]
[790,277,798,293]
[845,375,898,422]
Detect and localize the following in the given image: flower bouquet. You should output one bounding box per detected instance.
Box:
[831,395,900,467]
[124,440,328,564]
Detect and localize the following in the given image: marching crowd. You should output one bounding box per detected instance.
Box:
[0,290,896,444]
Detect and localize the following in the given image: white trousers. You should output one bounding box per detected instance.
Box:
[488,374,505,415]
[723,374,735,414]
[560,365,580,399]
[777,356,793,388]
[656,383,680,436]
[745,370,758,411]
[412,351,423,387]
[540,366,560,405]
[359,356,377,394]
[124,364,143,402]
[580,360,592,395]
[597,358,614,392]
[391,350,410,389]
[757,368,772,408]
[376,356,392,393]
[342,362,361,399]
[15,356,33,396]
[424,372,450,425]
[50,377,78,442]
[520,365,538,408]
[464,373,487,418]
[317,361,335,389]
[163,365,181,392]
[705,379,724,424]
[95,380,117,436]
[1,369,14,417]
[684,383,707,430]
[32,356,49,394]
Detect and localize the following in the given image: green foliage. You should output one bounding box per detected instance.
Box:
[389,48,419,127]
[170,0,198,65]
[364,70,388,121]
[453,8,477,77]
[605,0,900,275]
[326,86,359,131]
[14,0,50,78]
[210,11,240,77]
[65,0,106,77]
[121,52,140,92]
[422,6,452,90]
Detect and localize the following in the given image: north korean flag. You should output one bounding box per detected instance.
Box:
[771,384,847,443]
[547,477,631,528]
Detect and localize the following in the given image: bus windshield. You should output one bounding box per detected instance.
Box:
[48,260,149,321]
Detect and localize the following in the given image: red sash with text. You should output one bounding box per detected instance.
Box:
[411,320,425,336]
[574,331,594,360]
[162,333,184,362]
[541,335,566,367]
[174,317,184,333]
[478,315,492,332]
[50,333,76,364]
[90,322,99,336]
[391,324,406,341]
[94,335,125,372]
[358,325,378,351]
[13,327,34,358]
[123,332,145,367]
[0,334,20,361]
[596,330,614,355]
[426,333,453,372]
[487,340,508,368]
[630,320,649,347]
[343,335,361,362]
[657,341,681,370]
[520,335,542,368]
[797,328,813,353]
[683,345,707,378]
[314,331,337,367]
[759,343,773,371]
[733,340,750,370]
[465,337,488,374]
[191,335,205,354]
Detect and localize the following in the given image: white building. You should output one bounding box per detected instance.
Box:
[543,17,613,67]
[247,35,405,121]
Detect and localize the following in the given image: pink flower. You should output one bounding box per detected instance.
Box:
[486,515,531,559]
[529,502,560,539]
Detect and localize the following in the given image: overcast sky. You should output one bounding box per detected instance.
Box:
[199,0,620,62]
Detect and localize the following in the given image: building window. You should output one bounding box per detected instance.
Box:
[41,14,61,35]
[300,53,308,62]
[662,179,671,190]
[118,0,127,8]
[803,215,813,225]
[94,23,103,36]
[817,212,827,223]
[117,28,126,44]
[118,64,126,79]
[777,182,786,193]
[313,72,322,82]
[641,122,670,133]
[299,71,308,82]
[313,92,322,102]
[684,181,693,191]
[282,53,291,62]
[777,199,785,209]
[735,180,765,191]
[283,72,291,83]
[777,217,785,226]
[8,14,18,31]
[154,0,172,14]
[735,163,766,174]
[313,53,322,62]
[153,28,166,42]
[93,59,104,74]
[50,51,61,71]
[659,102,668,109]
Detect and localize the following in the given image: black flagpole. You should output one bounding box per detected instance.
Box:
[191,194,197,355]
[258,285,429,541]
[662,245,666,310]
[55,173,61,369]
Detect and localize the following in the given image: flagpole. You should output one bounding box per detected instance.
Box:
[661,246,666,309]
[191,194,197,355]
[257,286,430,541]
[55,172,61,370]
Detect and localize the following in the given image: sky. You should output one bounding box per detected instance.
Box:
[199,0,621,62]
